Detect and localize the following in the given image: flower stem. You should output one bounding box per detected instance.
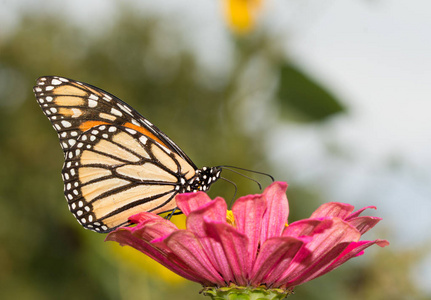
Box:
[201,285,294,300]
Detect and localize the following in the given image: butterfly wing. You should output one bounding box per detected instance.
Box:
[62,124,196,232]
[33,76,198,232]
[33,76,197,167]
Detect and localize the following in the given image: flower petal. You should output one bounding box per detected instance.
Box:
[185,198,235,283]
[176,192,213,216]
[187,197,227,236]
[283,218,333,238]
[127,213,178,240]
[163,230,225,286]
[276,218,361,286]
[294,239,389,285]
[260,182,289,243]
[345,205,377,220]
[232,194,266,266]
[205,221,250,286]
[310,202,354,219]
[250,236,305,286]
[328,239,389,269]
[199,236,235,284]
[347,216,382,235]
[106,228,202,283]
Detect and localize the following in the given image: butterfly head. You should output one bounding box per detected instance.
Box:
[187,166,222,192]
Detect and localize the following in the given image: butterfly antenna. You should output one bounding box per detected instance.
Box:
[220,165,275,182]
[219,166,274,190]
[220,177,238,208]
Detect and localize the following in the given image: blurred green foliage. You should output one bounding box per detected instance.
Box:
[277,63,345,122]
[0,5,423,300]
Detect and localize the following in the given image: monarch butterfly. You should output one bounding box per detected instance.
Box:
[33,76,222,233]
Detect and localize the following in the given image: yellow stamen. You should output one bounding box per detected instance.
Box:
[226,210,236,227]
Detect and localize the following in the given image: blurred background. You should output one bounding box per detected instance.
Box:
[0,0,429,299]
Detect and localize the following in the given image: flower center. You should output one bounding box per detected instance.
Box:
[226,210,236,227]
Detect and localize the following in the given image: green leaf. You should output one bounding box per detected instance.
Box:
[277,63,345,121]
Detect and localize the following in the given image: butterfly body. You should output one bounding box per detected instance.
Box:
[34,76,221,233]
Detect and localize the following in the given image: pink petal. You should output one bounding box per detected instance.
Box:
[186,197,227,237]
[176,192,213,216]
[127,213,178,240]
[347,216,382,235]
[128,212,167,225]
[250,236,305,286]
[106,228,202,283]
[232,194,266,266]
[205,221,250,286]
[283,218,333,238]
[322,239,389,273]
[295,239,389,285]
[260,182,289,243]
[198,236,235,284]
[345,205,377,220]
[310,202,354,219]
[185,199,234,283]
[276,218,361,286]
[163,230,225,286]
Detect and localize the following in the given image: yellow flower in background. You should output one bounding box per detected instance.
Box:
[222,0,263,34]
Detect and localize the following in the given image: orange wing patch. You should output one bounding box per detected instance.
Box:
[79,121,111,132]
[123,122,167,147]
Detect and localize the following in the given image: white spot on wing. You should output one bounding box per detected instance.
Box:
[61,120,72,128]
[111,108,122,117]
[125,128,136,135]
[88,99,97,108]
[72,108,82,118]
[139,136,147,144]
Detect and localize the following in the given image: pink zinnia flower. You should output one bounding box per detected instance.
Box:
[106,182,388,298]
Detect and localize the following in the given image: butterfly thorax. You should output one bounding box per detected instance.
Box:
[186,166,222,192]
